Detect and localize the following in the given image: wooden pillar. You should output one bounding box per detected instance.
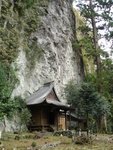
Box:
[69,110,71,128]
[41,109,44,131]
[57,112,59,131]
[65,111,67,130]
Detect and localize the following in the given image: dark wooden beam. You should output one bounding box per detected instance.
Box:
[65,111,67,130]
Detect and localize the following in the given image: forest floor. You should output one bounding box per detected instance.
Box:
[0,132,113,150]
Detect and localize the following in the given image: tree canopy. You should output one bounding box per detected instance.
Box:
[65,80,110,132]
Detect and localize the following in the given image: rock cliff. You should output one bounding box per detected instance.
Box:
[12,0,84,102]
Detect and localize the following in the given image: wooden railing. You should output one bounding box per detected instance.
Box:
[28,124,54,132]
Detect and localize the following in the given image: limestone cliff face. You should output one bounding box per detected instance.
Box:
[12,0,84,102]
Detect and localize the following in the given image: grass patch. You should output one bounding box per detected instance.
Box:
[0,133,113,150]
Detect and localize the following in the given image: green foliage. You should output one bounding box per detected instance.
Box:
[65,80,110,131]
[15,0,37,10]
[0,99,16,120]
[77,25,102,60]
[0,62,18,119]
[0,63,17,100]
[18,0,48,68]
[0,0,48,121]
[0,96,32,130]
[85,62,113,132]
[0,0,48,68]
[20,108,31,126]
[25,38,44,69]
[14,96,31,127]
[77,0,113,46]
[99,59,113,98]
[85,59,113,101]
[72,14,95,73]
[74,0,113,132]
[31,141,37,148]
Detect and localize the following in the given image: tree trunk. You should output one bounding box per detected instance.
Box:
[100,114,107,133]
[89,0,107,133]
[89,0,101,92]
[0,0,2,17]
[86,112,89,136]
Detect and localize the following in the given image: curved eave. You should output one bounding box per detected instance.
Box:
[27,99,72,111]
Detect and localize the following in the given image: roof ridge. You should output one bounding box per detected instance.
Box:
[44,81,54,86]
[33,81,54,93]
[26,81,54,105]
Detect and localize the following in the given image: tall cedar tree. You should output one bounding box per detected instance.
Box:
[76,0,113,132]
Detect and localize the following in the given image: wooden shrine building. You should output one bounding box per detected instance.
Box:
[26,82,72,131]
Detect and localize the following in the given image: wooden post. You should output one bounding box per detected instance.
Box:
[41,109,44,131]
[65,111,67,130]
[57,112,59,131]
[69,110,71,128]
